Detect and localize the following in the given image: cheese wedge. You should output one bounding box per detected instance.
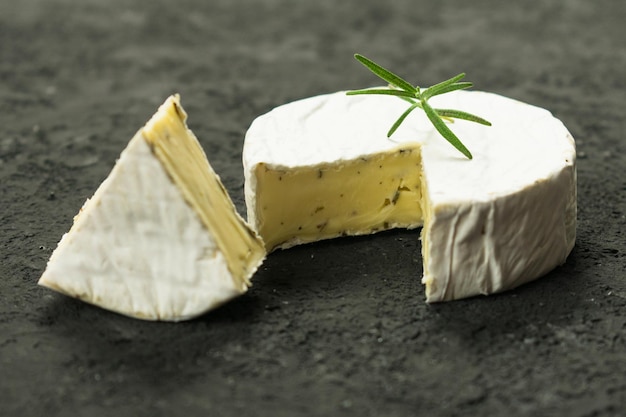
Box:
[243,90,576,302]
[39,95,265,321]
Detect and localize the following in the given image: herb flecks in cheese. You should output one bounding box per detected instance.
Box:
[254,146,423,250]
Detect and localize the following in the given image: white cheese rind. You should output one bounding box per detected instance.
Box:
[39,133,243,321]
[422,166,576,301]
[243,90,576,302]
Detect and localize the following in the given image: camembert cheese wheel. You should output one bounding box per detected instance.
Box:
[243,90,576,302]
[39,95,265,321]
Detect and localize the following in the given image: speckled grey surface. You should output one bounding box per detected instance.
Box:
[1,1,625,416]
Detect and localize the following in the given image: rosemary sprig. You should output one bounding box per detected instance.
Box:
[346,54,491,160]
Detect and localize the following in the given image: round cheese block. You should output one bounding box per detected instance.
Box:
[243,90,576,302]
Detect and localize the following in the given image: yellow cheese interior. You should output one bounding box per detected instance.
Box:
[142,95,265,288]
[419,173,435,296]
[255,146,424,250]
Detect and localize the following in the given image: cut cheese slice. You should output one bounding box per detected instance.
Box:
[39,95,265,321]
[243,90,576,302]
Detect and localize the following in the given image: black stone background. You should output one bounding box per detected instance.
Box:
[1,1,625,416]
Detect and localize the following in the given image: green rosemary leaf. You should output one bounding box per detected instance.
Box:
[429,72,466,88]
[435,109,492,126]
[422,100,473,159]
[399,96,417,105]
[347,54,491,159]
[353,54,417,94]
[422,73,465,100]
[346,88,417,99]
[422,82,473,99]
[387,103,421,137]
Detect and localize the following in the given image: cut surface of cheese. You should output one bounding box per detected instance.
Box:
[39,95,265,321]
[243,90,576,302]
[252,147,424,249]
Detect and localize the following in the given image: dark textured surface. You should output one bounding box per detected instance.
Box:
[1,1,625,416]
